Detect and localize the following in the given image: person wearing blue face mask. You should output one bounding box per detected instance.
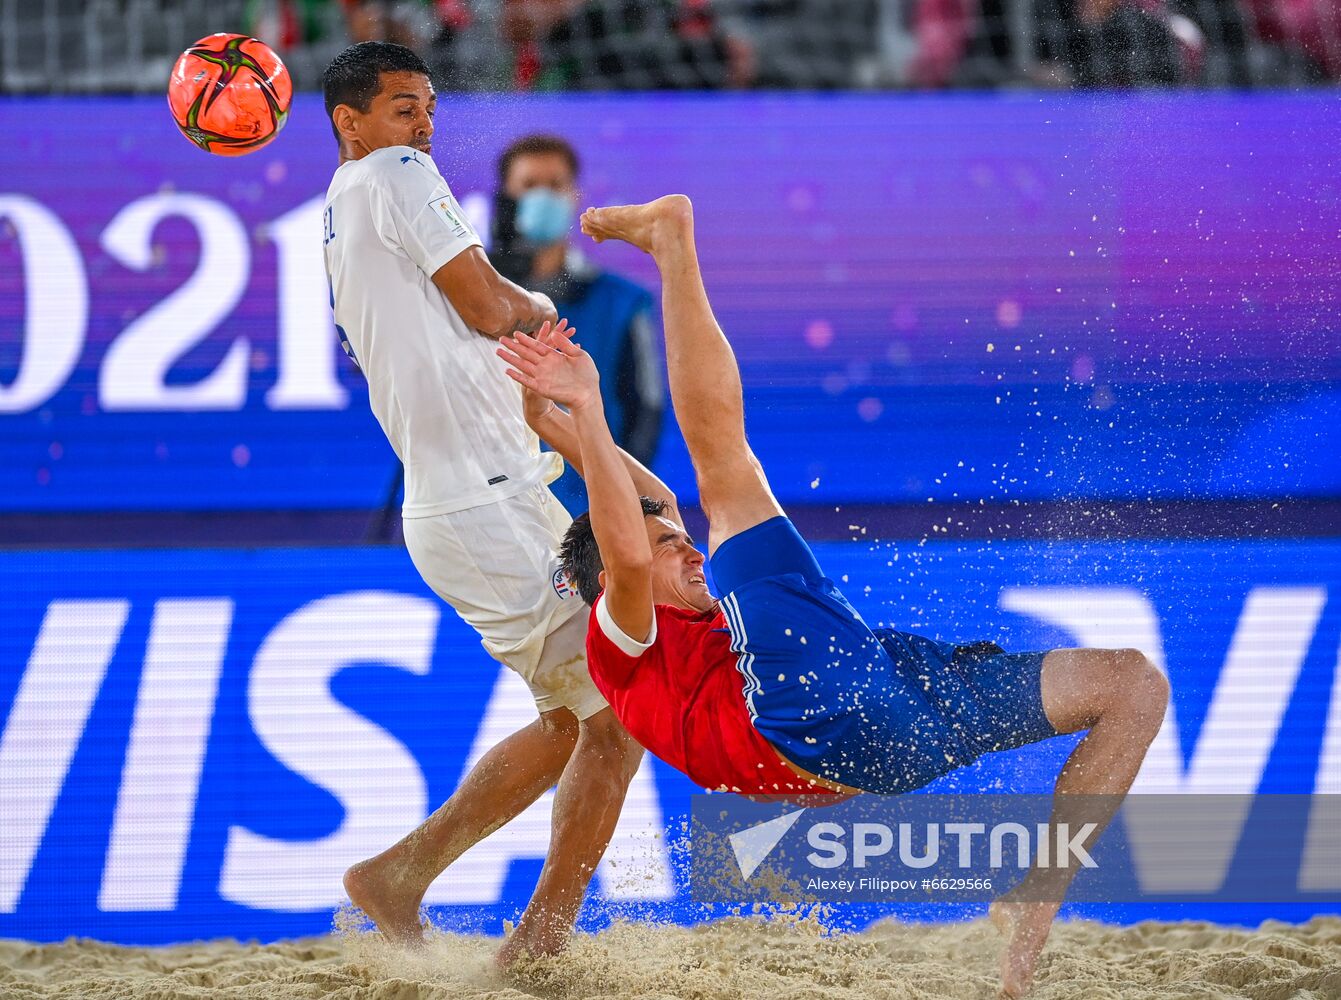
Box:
[491,134,666,515]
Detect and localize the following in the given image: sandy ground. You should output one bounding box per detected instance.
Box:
[3,914,1340,1000]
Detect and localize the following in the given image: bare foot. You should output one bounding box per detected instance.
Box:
[343,857,426,947]
[989,897,1060,998]
[494,910,571,970]
[579,195,693,257]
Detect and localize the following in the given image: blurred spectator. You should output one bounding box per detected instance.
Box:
[338,0,515,88]
[504,0,756,89]
[247,0,349,87]
[885,0,981,87]
[1069,0,1201,86]
[490,135,666,513]
[869,0,1017,88]
[341,0,435,47]
[1169,0,1253,85]
[928,0,1204,86]
[903,0,979,87]
[1243,0,1341,77]
[722,0,874,88]
[4,0,1334,92]
[247,0,332,52]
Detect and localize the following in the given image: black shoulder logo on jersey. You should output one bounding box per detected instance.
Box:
[488,475,509,486]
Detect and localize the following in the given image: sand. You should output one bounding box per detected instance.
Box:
[3,915,1340,1000]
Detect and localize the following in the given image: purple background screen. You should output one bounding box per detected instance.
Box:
[1,93,1339,511]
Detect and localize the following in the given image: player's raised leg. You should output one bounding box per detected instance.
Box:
[344,708,579,944]
[990,647,1169,997]
[581,197,781,553]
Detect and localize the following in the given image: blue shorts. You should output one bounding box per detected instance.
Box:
[710,516,1060,794]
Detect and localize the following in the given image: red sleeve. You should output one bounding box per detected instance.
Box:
[586,600,651,688]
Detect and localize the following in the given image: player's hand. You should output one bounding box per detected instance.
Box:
[498,323,600,411]
[535,317,577,350]
[510,317,576,352]
[519,321,574,426]
[522,385,555,428]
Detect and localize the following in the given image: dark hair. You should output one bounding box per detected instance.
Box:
[497,134,581,185]
[560,497,670,606]
[321,41,431,140]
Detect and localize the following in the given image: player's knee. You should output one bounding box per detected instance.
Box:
[577,710,643,785]
[1109,649,1169,733]
[539,708,580,747]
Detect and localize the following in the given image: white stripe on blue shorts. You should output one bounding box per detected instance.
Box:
[721,593,762,721]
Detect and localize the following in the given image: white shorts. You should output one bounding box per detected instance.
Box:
[402,484,606,720]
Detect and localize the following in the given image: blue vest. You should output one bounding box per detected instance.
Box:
[547,269,653,514]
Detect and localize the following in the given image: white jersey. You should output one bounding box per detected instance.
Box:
[323,145,561,518]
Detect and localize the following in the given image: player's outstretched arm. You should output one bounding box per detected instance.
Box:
[499,330,655,642]
[523,326,681,525]
[528,396,681,525]
[432,247,558,339]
